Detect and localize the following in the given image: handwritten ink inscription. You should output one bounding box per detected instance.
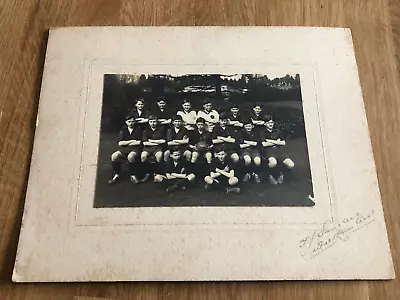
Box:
[299,209,375,259]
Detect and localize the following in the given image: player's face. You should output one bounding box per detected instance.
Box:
[149,119,158,128]
[157,100,166,109]
[171,151,181,161]
[219,118,228,127]
[203,103,212,112]
[244,123,253,132]
[265,120,274,130]
[173,119,182,128]
[253,106,262,115]
[136,101,144,110]
[196,122,205,131]
[231,107,239,114]
[182,102,191,111]
[126,119,135,128]
[215,151,226,162]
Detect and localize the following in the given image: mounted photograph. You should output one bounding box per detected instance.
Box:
[94,73,314,207]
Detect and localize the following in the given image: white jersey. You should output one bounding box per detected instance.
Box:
[177,110,197,130]
[197,110,220,132]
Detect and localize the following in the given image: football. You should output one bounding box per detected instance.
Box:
[196,141,208,152]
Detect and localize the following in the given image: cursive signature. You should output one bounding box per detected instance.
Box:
[299,209,375,259]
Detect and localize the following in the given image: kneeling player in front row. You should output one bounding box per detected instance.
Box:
[240,119,262,184]
[141,115,166,182]
[189,117,213,164]
[262,115,295,185]
[108,115,142,184]
[154,147,195,193]
[165,115,191,162]
[204,148,240,194]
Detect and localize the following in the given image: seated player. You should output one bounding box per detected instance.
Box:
[152,96,172,130]
[261,115,295,185]
[251,104,267,132]
[211,113,240,163]
[141,115,166,182]
[227,103,244,133]
[197,98,220,132]
[239,119,262,184]
[108,115,142,184]
[165,115,191,162]
[154,146,195,193]
[129,98,149,130]
[204,147,240,194]
[188,117,213,164]
[177,99,197,131]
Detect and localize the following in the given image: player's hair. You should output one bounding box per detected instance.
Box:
[135,98,145,104]
[125,114,135,121]
[156,96,166,103]
[172,115,183,121]
[196,117,206,124]
[264,114,274,122]
[243,118,253,126]
[182,99,191,105]
[219,112,229,120]
[202,98,213,106]
[215,145,227,153]
[253,103,262,109]
[148,115,158,121]
[169,146,181,154]
[230,103,239,109]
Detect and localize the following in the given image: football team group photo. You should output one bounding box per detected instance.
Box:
[94,73,314,207]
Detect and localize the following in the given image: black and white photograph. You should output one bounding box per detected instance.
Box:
[94,73,314,207]
[94,74,314,207]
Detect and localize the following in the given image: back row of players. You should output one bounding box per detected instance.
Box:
[109,96,295,193]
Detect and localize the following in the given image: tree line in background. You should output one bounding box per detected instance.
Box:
[101,74,306,138]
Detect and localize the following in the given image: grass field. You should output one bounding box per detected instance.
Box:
[93,132,314,208]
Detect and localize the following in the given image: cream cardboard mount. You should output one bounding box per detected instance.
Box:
[13,27,394,282]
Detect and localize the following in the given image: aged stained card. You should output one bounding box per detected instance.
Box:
[13,27,394,281]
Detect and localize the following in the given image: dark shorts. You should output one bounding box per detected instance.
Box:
[213,176,236,187]
[118,146,141,156]
[142,146,163,156]
[242,148,261,158]
[263,146,285,159]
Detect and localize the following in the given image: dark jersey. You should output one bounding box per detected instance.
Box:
[167,127,189,142]
[143,126,165,142]
[152,107,172,120]
[227,112,243,133]
[129,109,150,130]
[263,128,284,141]
[189,130,212,146]
[164,160,187,175]
[117,126,142,142]
[240,130,261,149]
[251,113,267,131]
[211,125,237,151]
[211,159,235,173]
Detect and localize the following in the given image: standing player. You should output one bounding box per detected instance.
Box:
[211,113,240,164]
[177,99,197,131]
[204,147,240,194]
[251,104,267,132]
[262,115,295,184]
[188,117,213,164]
[152,96,172,130]
[197,98,220,132]
[129,98,149,130]
[154,146,195,193]
[165,115,191,162]
[239,119,262,184]
[141,115,166,182]
[227,103,244,134]
[108,115,143,184]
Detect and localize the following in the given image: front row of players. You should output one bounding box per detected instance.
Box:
[109,113,295,193]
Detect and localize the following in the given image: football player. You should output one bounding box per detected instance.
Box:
[204,147,240,194]
[188,117,213,164]
[108,115,143,184]
[152,96,172,130]
[177,99,197,131]
[197,98,220,132]
[227,103,244,133]
[165,115,191,162]
[129,98,149,130]
[262,115,295,184]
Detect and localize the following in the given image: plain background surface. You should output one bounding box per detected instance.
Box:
[0,0,400,299]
